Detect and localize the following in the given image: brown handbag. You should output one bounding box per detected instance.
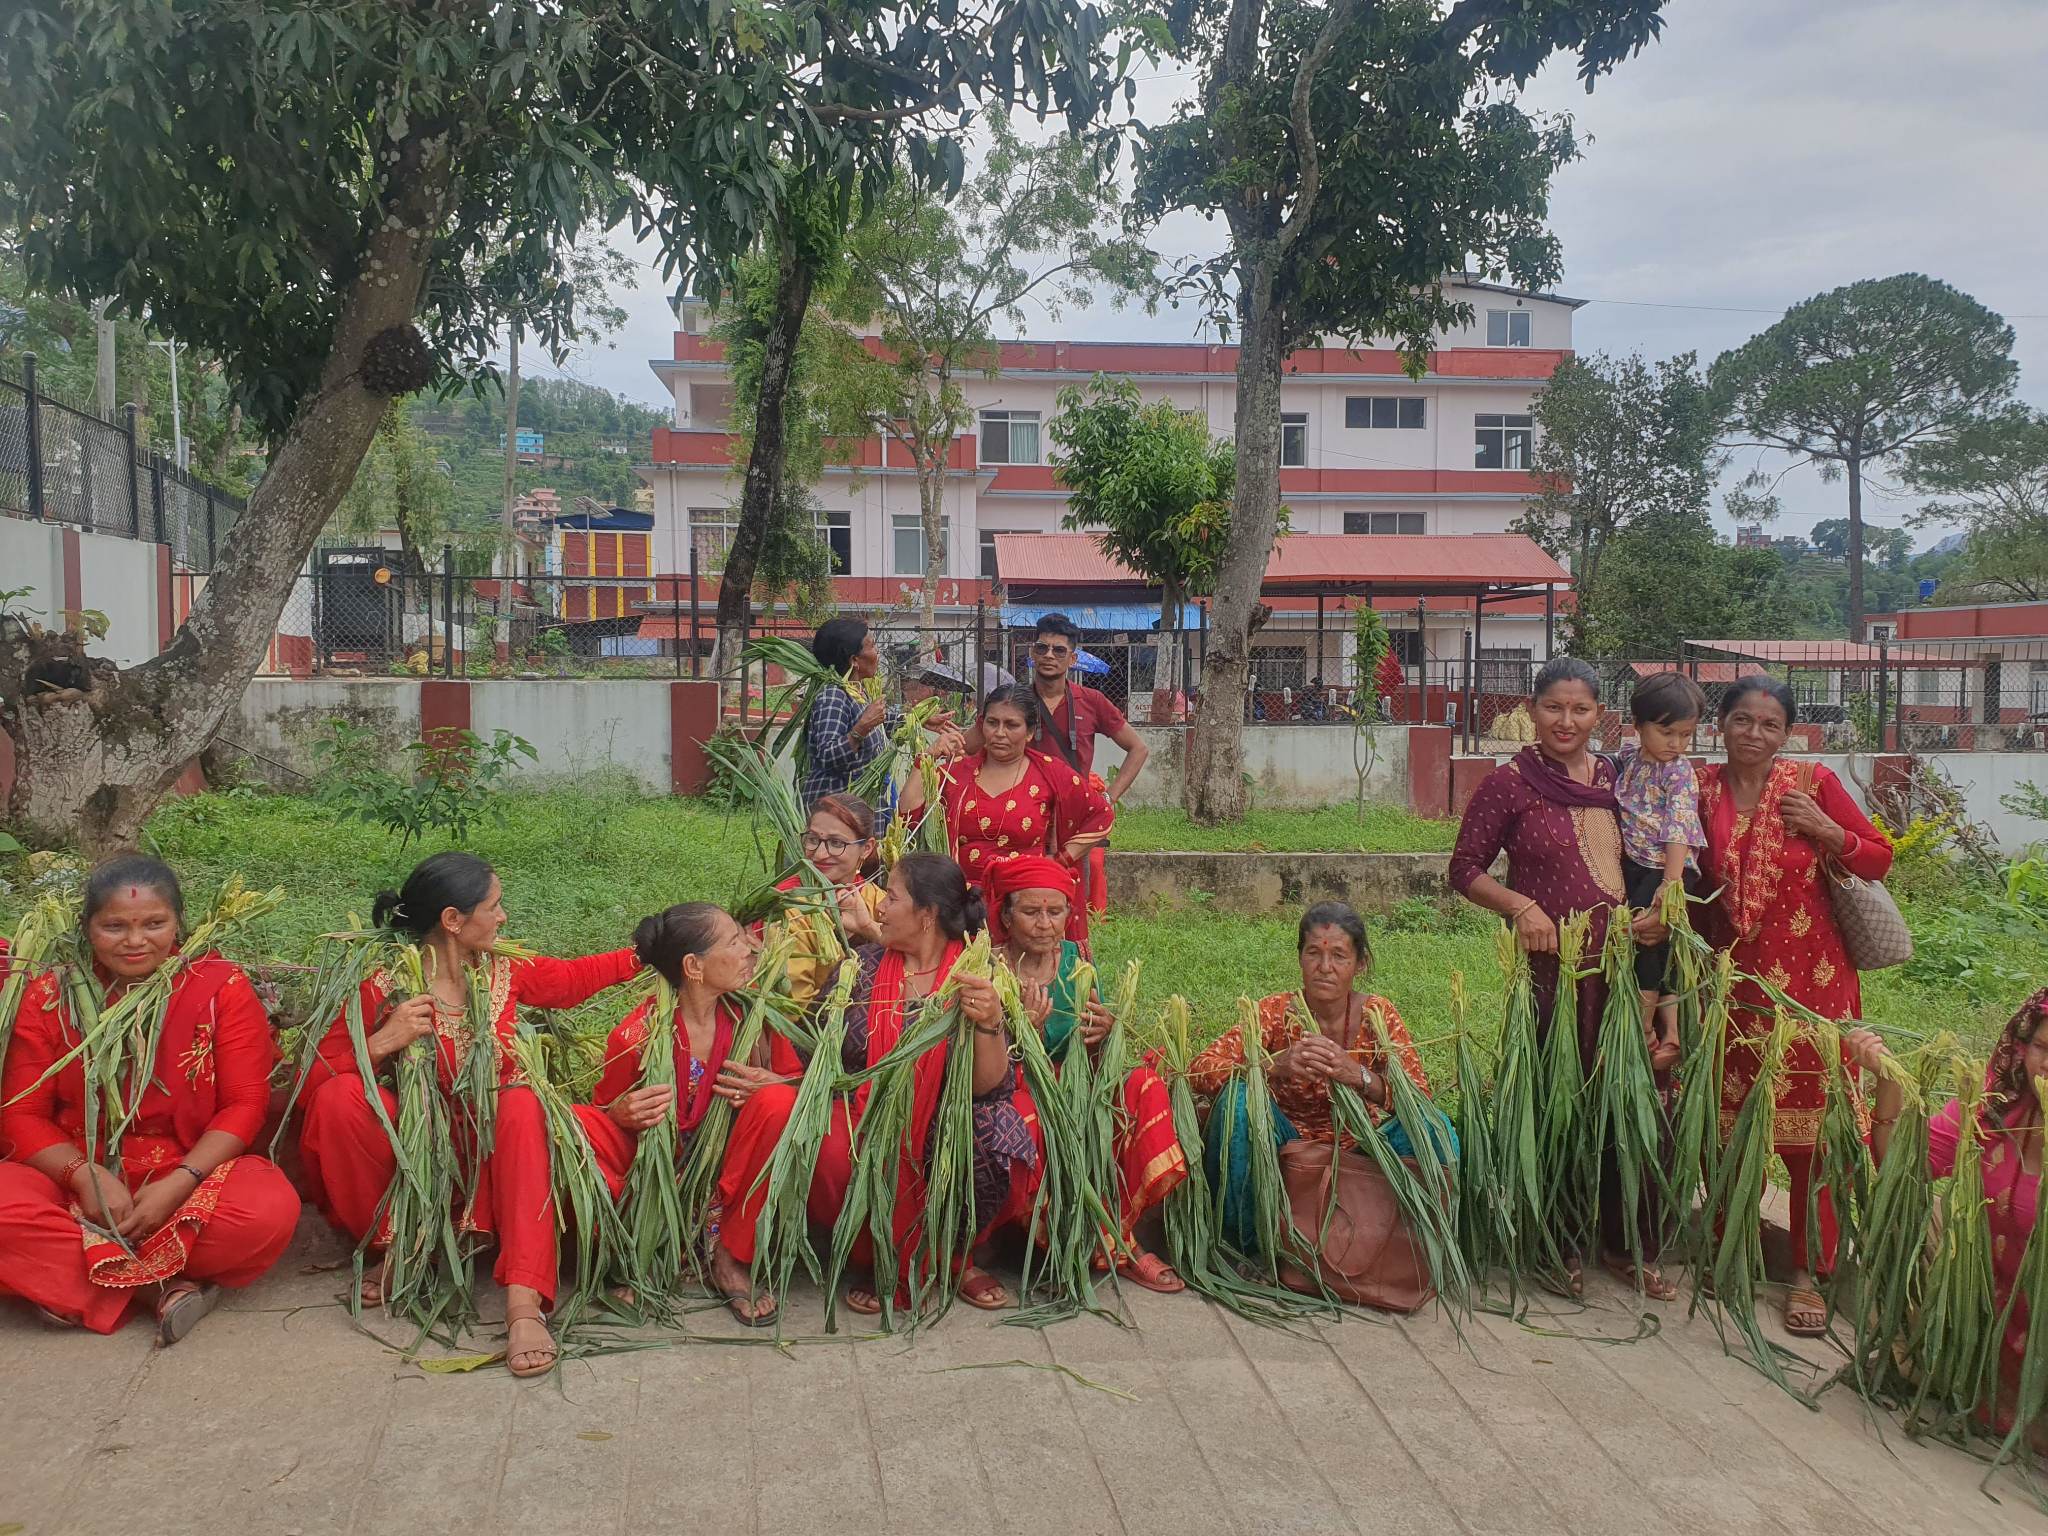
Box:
[1274,1137,1434,1314]
[1791,761,1913,972]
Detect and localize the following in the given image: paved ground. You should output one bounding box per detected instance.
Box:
[5,1215,2043,1536]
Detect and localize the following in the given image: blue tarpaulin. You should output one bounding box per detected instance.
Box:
[999,602,1203,631]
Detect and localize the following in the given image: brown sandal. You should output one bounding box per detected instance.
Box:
[1116,1249,1186,1295]
[1601,1254,1678,1302]
[959,1265,1013,1311]
[1781,1286,1828,1338]
[504,1307,558,1378]
[844,1283,884,1317]
[156,1281,221,1346]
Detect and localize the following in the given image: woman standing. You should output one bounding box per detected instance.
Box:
[1699,675,1893,1337]
[576,902,780,1323]
[1449,657,1673,1300]
[799,618,959,824]
[0,856,301,1342]
[1188,902,1439,1259]
[982,855,1186,1294]
[758,793,886,1076]
[715,853,1015,1313]
[898,684,1113,946]
[294,851,642,1377]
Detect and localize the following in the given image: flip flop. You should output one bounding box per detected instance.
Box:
[156,1282,221,1346]
[723,1290,779,1328]
[844,1284,884,1317]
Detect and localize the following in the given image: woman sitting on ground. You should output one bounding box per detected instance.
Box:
[0,855,301,1343]
[715,853,1014,1314]
[757,792,886,1076]
[294,851,642,1377]
[1187,901,1442,1257]
[979,855,1186,1294]
[575,902,782,1325]
[897,683,1113,946]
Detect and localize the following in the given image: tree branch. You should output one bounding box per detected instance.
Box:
[1278,0,1372,255]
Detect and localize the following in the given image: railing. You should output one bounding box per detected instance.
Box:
[0,354,245,570]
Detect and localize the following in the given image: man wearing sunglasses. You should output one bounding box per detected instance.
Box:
[1022,614,1150,802]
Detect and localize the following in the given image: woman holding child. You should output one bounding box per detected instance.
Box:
[1698,674,1893,1337]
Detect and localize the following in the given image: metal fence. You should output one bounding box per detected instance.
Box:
[0,354,245,569]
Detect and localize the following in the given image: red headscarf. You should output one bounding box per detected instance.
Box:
[983,856,1077,947]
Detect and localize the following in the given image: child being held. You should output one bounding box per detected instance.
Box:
[1616,671,1709,1071]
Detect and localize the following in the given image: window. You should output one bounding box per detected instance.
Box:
[1342,511,1426,535]
[818,511,851,575]
[688,509,737,572]
[1477,647,1533,698]
[1385,629,1422,668]
[2030,661,2048,715]
[1281,413,1308,467]
[979,410,1041,465]
[893,513,947,576]
[1473,414,1534,470]
[979,529,1007,581]
[1486,308,1533,347]
[1250,645,1307,695]
[1344,396,1427,430]
[1867,622,1896,643]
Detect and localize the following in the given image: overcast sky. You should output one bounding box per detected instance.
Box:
[533,0,2047,547]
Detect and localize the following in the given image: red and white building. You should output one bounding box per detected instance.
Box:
[637,276,1582,691]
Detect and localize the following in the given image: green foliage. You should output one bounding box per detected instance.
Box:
[1907,405,2048,604]
[1047,374,1238,625]
[1578,510,1788,656]
[2002,780,2048,829]
[311,718,537,850]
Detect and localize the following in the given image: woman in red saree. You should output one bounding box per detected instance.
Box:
[715,852,1015,1313]
[981,855,1186,1293]
[294,851,641,1377]
[0,856,300,1342]
[898,684,1112,946]
[1698,675,1893,1337]
[573,902,780,1324]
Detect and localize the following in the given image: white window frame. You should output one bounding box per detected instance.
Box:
[1486,308,1533,347]
[687,508,738,573]
[817,510,852,575]
[893,513,948,577]
[978,410,1042,466]
[1281,413,1308,467]
[978,528,1010,581]
[1474,414,1535,470]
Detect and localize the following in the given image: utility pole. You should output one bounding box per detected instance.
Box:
[92,298,116,418]
[151,336,185,468]
[498,320,521,618]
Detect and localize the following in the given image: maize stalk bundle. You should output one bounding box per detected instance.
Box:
[1539,911,1597,1270]
[1215,999,1297,1284]
[851,695,946,809]
[1984,1076,2048,1486]
[750,956,861,1325]
[617,976,688,1304]
[1590,913,1665,1283]
[374,946,471,1336]
[739,635,851,772]
[1846,1040,1941,1403]
[1699,1010,1816,1402]
[1466,945,1548,1302]
[505,1026,628,1336]
[1901,1056,2000,1437]
[1364,1000,1469,1318]
[1806,1016,1877,1299]
[0,890,74,1062]
[1664,898,1732,1283]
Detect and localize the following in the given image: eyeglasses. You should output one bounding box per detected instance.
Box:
[801,832,862,857]
[1030,642,1071,657]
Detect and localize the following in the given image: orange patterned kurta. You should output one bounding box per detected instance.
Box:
[1186,993,1429,1147]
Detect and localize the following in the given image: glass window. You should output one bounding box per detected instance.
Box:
[893,513,946,576]
[1473,414,1535,470]
[688,510,736,572]
[818,510,851,576]
[1486,309,1533,347]
[979,411,1041,465]
[1281,413,1308,467]
[979,529,1003,581]
[1398,397,1426,430]
[1342,511,1426,535]
[1346,397,1424,429]
[1344,397,1370,429]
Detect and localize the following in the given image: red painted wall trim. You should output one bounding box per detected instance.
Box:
[670,681,719,795]
[60,528,83,620]
[1449,755,1494,821]
[155,544,174,652]
[419,679,472,746]
[1405,725,1452,819]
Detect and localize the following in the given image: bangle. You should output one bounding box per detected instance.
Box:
[972,1023,1005,1038]
[178,1163,207,1185]
[1510,897,1538,921]
[55,1153,89,1189]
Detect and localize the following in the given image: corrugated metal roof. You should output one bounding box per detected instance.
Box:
[1684,639,1966,669]
[993,532,1573,590]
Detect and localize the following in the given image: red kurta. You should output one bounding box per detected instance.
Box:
[1700,759,1893,1271]
[573,996,740,1197]
[295,947,639,1303]
[933,750,1113,944]
[0,957,301,1333]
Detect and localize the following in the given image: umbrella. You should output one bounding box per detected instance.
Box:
[1073,650,1111,676]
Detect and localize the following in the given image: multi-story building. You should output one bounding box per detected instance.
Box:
[637,276,1580,701]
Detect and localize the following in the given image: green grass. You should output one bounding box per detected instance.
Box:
[3,788,2033,1107]
[1109,804,1457,854]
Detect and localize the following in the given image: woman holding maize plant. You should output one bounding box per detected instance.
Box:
[984,855,1188,1293]
[1187,903,1439,1256]
[1862,990,2048,1438]
[1449,657,1674,1299]
[1699,675,1894,1337]
[0,857,300,1342]
[897,685,1113,946]
[800,618,962,825]
[716,853,1015,1313]
[293,852,641,1376]
[574,903,779,1322]
[756,793,886,1075]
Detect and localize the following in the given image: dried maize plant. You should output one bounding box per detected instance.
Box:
[1539,911,1597,1270]
[1902,1054,2000,1439]
[1590,914,1665,1286]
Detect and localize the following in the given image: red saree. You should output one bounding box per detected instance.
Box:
[1699,759,1893,1272]
[294,947,638,1303]
[0,957,301,1333]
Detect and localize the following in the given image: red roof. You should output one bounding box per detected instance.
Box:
[1630,660,1760,684]
[994,532,1572,594]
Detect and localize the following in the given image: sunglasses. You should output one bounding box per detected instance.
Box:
[1030,642,1072,657]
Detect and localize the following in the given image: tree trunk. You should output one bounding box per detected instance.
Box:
[497,320,521,643]
[93,299,116,418]
[0,131,457,853]
[1183,273,1286,823]
[1157,577,1183,696]
[1845,449,1865,639]
[918,449,944,647]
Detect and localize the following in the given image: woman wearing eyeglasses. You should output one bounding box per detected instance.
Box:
[754,794,887,1075]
